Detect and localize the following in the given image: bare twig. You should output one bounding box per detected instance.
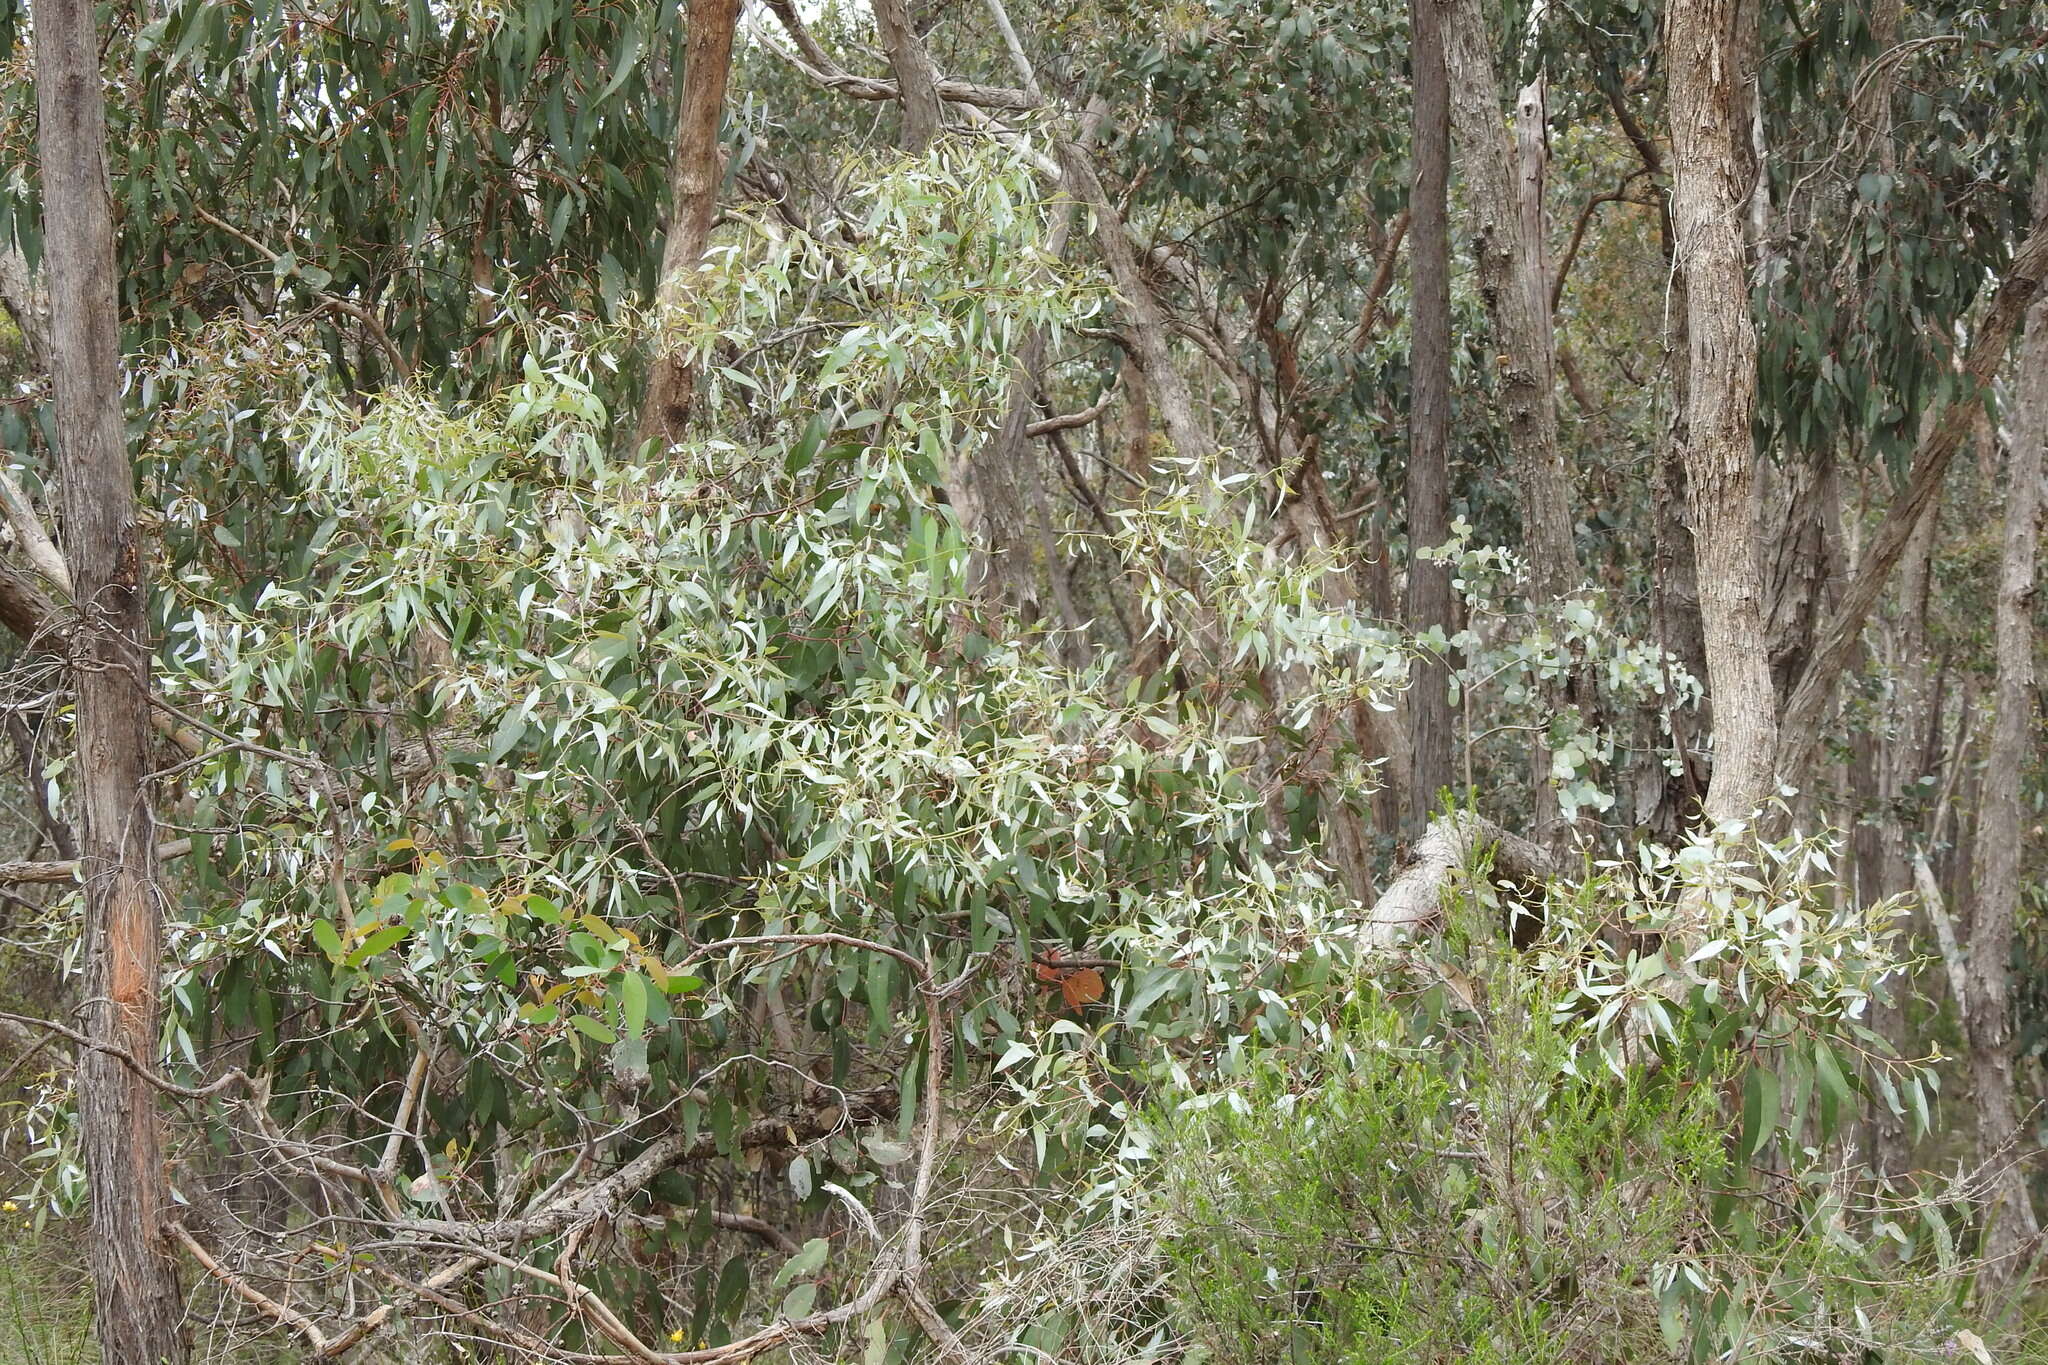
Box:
[754,0,1036,112]
[172,1224,331,1351]
[0,1006,247,1099]
[1913,848,1970,1014]
[188,204,410,379]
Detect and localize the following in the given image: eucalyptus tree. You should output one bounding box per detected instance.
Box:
[639,0,744,450]
[24,0,188,1359]
[1665,0,1773,824]
[0,0,2045,1356]
[1405,0,1455,827]
[1965,178,2048,1287]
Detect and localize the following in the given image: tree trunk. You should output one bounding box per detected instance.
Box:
[1762,450,1833,711]
[1405,0,1454,830]
[1436,0,1575,607]
[873,0,942,154]
[1438,0,1582,852]
[1055,130,1207,464]
[1879,494,1939,900]
[33,1,187,1360]
[635,0,743,452]
[1964,201,2047,1289]
[1666,0,1775,824]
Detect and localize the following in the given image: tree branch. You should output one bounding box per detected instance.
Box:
[1364,811,1554,945]
[0,836,191,884]
[1023,383,1118,438]
[1777,210,2048,781]
[754,1,1036,112]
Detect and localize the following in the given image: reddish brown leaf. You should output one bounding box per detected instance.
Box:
[1061,968,1105,1010]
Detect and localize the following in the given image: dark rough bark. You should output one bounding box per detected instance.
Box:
[33,0,188,1359]
[872,0,942,154]
[1646,440,1709,839]
[1436,0,1575,607]
[1405,0,1454,830]
[1879,498,1939,899]
[1965,232,2047,1287]
[636,0,743,451]
[1763,451,1834,710]
[1438,0,1581,852]
[1776,210,2048,784]
[0,563,56,646]
[1666,0,1776,824]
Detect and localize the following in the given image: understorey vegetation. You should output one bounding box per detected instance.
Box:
[0,1,2044,1362]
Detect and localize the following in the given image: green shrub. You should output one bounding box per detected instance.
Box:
[1153,899,1988,1364]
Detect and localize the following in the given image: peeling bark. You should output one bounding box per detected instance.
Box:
[33,0,188,1358]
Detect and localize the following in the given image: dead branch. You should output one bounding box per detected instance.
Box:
[1364,811,1555,946]
[0,836,192,884]
[1024,382,1119,439]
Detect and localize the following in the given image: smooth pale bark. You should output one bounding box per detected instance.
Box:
[1514,77,1550,353]
[33,0,187,1359]
[1965,235,2047,1287]
[1776,210,2048,784]
[1365,811,1554,946]
[760,0,1035,113]
[872,0,942,154]
[636,0,743,451]
[1405,0,1455,829]
[1666,0,1775,824]
[1436,0,1575,606]
[0,242,51,364]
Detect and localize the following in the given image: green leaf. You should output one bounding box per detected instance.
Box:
[619,970,648,1039]
[486,707,527,763]
[610,1035,649,1085]
[1740,1064,1781,1160]
[345,923,411,967]
[593,26,643,104]
[796,820,847,871]
[1812,1039,1852,1136]
[570,1014,618,1045]
[714,1254,749,1317]
[310,918,344,963]
[773,1237,830,1289]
